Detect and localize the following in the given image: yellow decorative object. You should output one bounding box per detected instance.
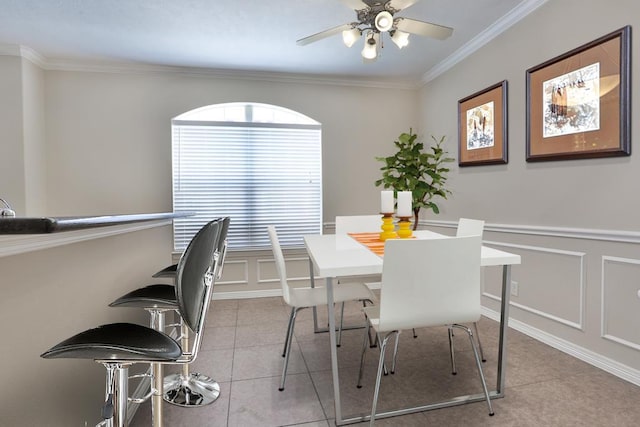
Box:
[397,217,412,238]
[379,214,397,241]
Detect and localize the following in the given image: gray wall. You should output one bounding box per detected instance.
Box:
[419,0,640,380]
[43,70,418,219]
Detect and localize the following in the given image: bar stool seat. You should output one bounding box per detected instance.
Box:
[110,284,177,309]
[153,264,177,278]
[41,323,181,361]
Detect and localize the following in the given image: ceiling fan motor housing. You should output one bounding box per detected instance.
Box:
[357,2,398,33]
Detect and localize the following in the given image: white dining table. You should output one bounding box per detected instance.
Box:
[303,230,521,425]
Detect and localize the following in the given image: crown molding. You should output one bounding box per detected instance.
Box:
[0,45,416,90]
[0,43,47,67]
[421,0,549,85]
[1,42,417,90]
[43,58,419,89]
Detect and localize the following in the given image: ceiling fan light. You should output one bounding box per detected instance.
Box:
[391,30,410,48]
[361,35,378,60]
[342,28,361,48]
[374,11,393,32]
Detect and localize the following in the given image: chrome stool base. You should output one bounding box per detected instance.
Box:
[163,372,220,406]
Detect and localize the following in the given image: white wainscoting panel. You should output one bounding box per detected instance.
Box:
[601,256,640,351]
[216,259,249,286]
[482,240,586,330]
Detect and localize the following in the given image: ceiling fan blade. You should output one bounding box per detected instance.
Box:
[296,24,353,46]
[395,17,453,40]
[339,0,369,10]
[388,0,420,11]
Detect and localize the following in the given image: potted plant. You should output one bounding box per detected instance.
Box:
[375,129,454,230]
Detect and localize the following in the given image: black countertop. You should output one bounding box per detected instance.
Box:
[0,212,192,234]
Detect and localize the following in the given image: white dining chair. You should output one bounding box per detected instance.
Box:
[455,217,486,362]
[335,215,382,235]
[267,225,377,391]
[356,236,494,425]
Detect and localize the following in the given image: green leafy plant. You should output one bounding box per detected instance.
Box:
[375,129,454,230]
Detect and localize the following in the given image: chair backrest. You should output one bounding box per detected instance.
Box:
[378,236,482,331]
[335,215,381,235]
[456,218,485,238]
[175,218,226,333]
[267,225,292,306]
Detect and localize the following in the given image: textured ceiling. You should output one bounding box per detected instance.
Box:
[0,0,536,83]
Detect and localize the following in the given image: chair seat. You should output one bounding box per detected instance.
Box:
[153,264,178,278]
[109,284,177,309]
[40,323,182,361]
[290,283,376,308]
[363,304,480,333]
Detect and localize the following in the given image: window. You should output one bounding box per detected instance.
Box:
[172,103,322,251]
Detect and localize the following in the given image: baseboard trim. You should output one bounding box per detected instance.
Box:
[481,307,640,387]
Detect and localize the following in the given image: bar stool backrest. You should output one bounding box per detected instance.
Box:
[176,218,224,333]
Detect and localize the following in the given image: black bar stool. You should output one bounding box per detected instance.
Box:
[109,217,229,409]
[41,218,226,427]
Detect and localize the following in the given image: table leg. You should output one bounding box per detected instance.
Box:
[325,277,343,424]
[309,258,322,333]
[496,264,512,395]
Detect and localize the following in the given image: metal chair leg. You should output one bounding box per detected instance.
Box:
[370,332,396,426]
[448,326,457,375]
[282,307,296,357]
[454,324,494,416]
[357,321,371,388]
[280,307,300,391]
[473,321,486,362]
[337,302,346,347]
[390,330,401,374]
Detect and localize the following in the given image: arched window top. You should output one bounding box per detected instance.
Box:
[174,102,319,126]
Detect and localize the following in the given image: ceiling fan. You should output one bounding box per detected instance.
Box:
[296,0,453,62]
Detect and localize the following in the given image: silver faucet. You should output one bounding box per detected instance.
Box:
[0,198,16,217]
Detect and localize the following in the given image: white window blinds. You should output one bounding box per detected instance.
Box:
[172,104,322,252]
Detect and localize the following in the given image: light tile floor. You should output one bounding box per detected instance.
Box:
[132,296,640,426]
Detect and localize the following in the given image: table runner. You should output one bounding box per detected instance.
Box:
[347,232,387,256]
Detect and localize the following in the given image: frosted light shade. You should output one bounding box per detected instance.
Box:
[391,30,410,48]
[361,36,377,60]
[342,28,360,47]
